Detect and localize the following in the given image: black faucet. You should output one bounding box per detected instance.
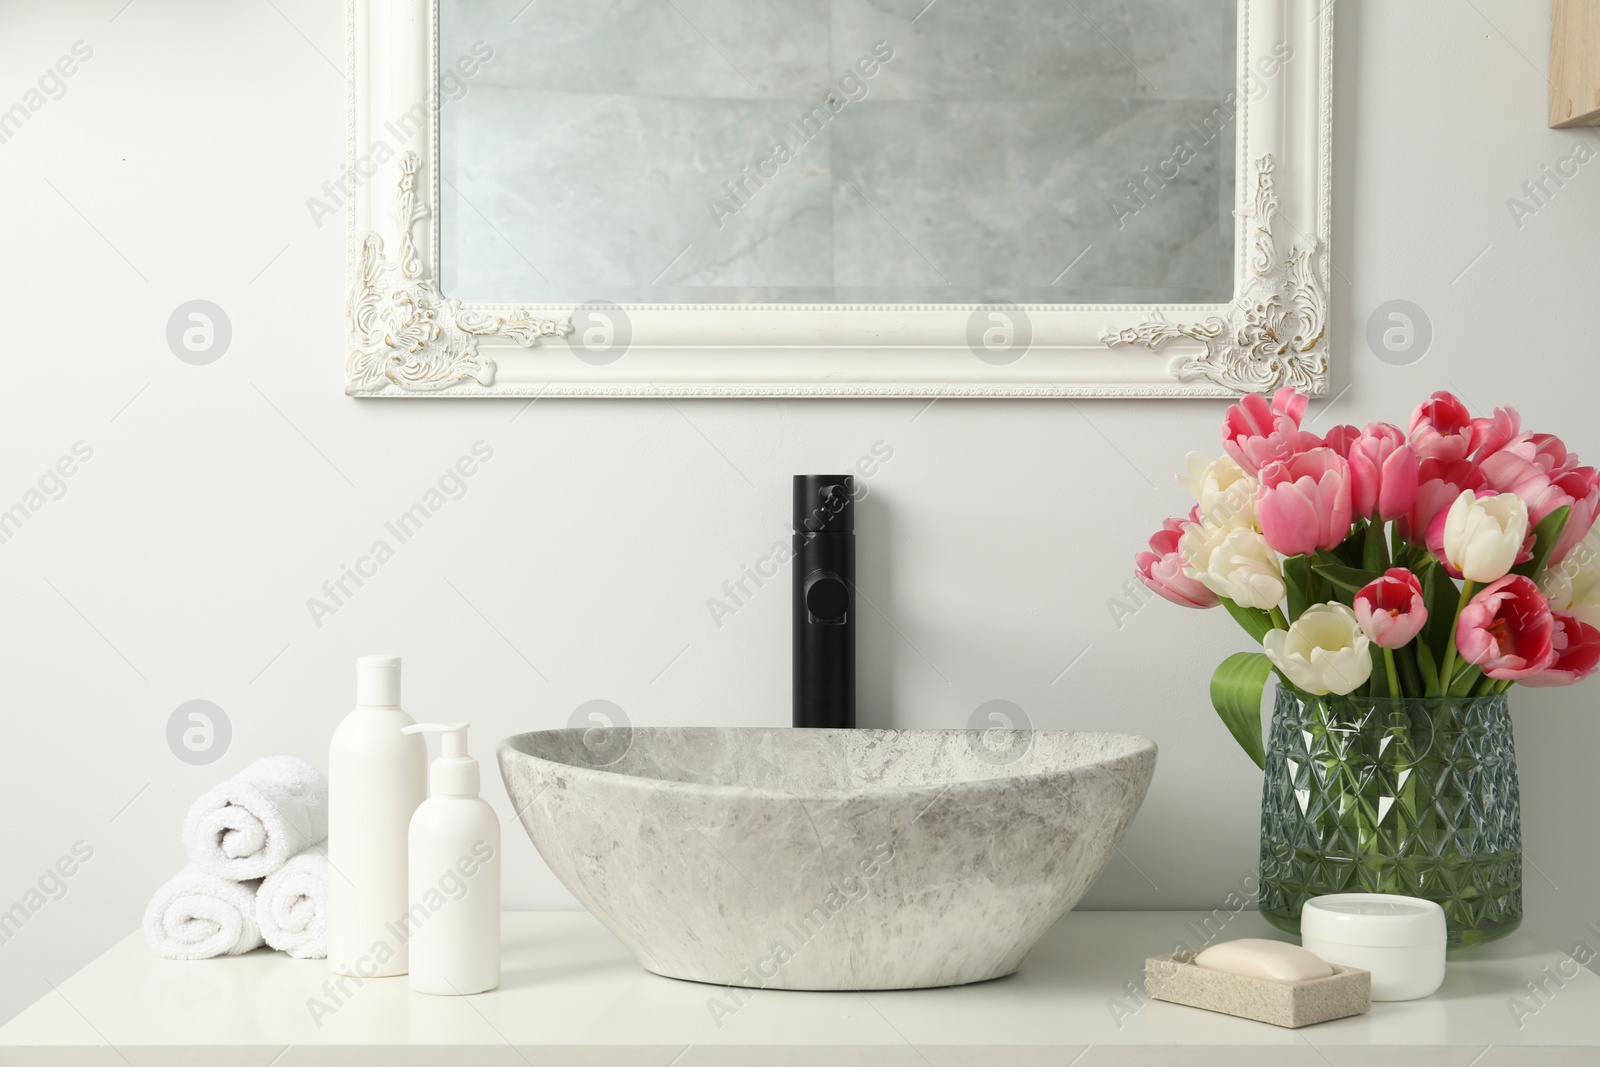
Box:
[792,475,855,729]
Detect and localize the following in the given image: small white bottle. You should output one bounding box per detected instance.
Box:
[327,656,428,978]
[403,722,501,995]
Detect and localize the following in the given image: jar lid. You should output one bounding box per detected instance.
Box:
[1301,893,1447,948]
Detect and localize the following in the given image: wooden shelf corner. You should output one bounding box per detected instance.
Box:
[1552,0,1600,127]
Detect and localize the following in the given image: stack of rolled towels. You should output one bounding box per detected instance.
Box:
[143,755,331,961]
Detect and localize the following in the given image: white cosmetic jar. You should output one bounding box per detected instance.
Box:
[1300,893,1447,1001]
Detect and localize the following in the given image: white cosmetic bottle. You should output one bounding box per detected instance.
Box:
[403,722,501,995]
[327,655,428,977]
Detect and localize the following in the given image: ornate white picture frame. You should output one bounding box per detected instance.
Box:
[346,0,1331,398]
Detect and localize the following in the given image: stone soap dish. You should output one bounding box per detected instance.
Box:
[1144,951,1371,1028]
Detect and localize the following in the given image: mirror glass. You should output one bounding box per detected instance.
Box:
[440,0,1236,305]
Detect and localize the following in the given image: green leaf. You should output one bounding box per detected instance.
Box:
[1333,527,1366,567]
[1397,644,1424,696]
[1283,555,1314,619]
[1391,524,1410,570]
[1210,653,1273,769]
[1514,504,1571,581]
[1311,561,1379,596]
[1417,640,1441,697]
[1368,643,1387,697]
[1421,563,1460,664]
[1363,520,1391,573]
[1219,597,1277,644]
[1449,663,1484,697]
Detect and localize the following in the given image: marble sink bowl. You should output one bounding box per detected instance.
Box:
[498,727,1156,990]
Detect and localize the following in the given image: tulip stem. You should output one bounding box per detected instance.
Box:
[1269,607,1289,630]
[1383,648,1403,699]
[1437,578,1476,695]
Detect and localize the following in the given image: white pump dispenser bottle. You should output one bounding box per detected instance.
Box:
[403,722,501,995]
[327,656,428,977]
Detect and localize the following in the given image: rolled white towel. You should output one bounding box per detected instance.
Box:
[256,845,328,959]
[183,756,329,880]
[144,866,263,960]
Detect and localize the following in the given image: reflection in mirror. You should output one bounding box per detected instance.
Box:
[440,0,1237,306]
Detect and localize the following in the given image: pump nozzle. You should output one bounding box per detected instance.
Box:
[401,722,478,796]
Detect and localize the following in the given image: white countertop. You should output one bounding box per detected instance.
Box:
[2,910,1596,1066]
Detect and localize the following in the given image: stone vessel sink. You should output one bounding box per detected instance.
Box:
[498,727,1156,990]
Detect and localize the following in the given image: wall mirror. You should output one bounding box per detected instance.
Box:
[346,0,1330,397]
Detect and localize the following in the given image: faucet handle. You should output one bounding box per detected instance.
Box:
[803,569,850,625]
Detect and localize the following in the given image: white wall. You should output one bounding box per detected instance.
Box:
[2,0,1598,1028]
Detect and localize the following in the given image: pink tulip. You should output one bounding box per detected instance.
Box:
[1410,391,1481,463]
[1353,568,1428,649]
[1402,458,1486,545]
[1521,609,1600,687]
[1343,422,1419,520]
[1470,406,1523,461]
[1480,432,1573,497]
[1256,448,1354,557]
[1481,429,1578,476]
[1135,517,1219,609]
[1456,574,1558,680]
[1527,433,1581,475]
[1321,424,1361,458]
[1478,429,1597,564]
[1481,450,1568,518]
[1551,466,1600,564]
[1222,386,1319,474]
[1480,445,1600,565]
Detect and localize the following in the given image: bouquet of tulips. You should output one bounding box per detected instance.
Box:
[1136,388,1600,766]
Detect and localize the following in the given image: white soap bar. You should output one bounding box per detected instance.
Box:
[1193,938,1334,982]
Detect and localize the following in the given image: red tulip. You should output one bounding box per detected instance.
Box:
[1256,448,1354,557]
[1456,575,1558,680]
[1353,568,1428,649]
[1410,391,1481,463]
[1222,386,1319,475]
[1521,610,1600,687]
[1135,517,1219,609]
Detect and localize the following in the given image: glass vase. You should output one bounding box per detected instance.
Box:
[1258,687,1522,947]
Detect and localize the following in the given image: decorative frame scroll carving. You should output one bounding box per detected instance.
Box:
[1102,155,1328,394]
[346,0,1332,399]
[345,152,570,393]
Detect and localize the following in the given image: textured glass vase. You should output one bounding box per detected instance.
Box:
[1259,687,1522,947]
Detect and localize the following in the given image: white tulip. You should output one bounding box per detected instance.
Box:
[1180,522,1285,611]
[1263,603,1373,696]
[1442,491,1528,583]
[1180,451,1259,531]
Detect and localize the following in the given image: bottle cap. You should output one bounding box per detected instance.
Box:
[356,655,402,707]
[401,722,479,797]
